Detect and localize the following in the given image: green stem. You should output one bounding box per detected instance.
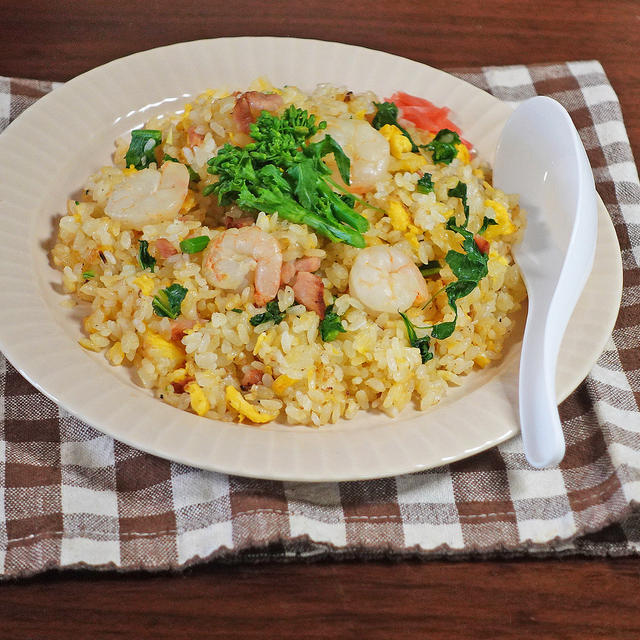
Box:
[316,179,369,232]
[421,285,447,311]
[244,189,365,248]
[323,176,386,215]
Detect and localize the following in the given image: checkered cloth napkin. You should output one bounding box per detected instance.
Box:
[1,61,639,578]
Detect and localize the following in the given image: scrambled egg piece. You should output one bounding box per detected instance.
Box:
[272,374,297,396]
[185,381,210,416]
[484,199,516,240]
[404,223,422,251]
[122,166,138,175]
[225,385,278,423]
[455,143,470,165]
[390,152,427,173]
[387,200,411,231]
[143,332,185,367]
[379,124,412,158]
[489,250,509,267]
[253,332,272,356]
[404,231,420,251]
[133,274,155,296]
[379,124,427,171]
[474,354,490,368]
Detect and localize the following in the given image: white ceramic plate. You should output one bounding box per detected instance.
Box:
[0,37,622,481]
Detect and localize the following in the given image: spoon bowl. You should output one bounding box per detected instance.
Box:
[493,96,598,468]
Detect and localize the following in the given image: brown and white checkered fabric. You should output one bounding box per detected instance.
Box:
[1,61,639,578]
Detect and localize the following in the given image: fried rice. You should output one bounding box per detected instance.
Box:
[51,79,527,426]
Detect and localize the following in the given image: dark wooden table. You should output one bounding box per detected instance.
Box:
[1,1,639,637]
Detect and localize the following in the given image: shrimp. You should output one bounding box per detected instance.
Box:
[349,245,428,313]
[320,117,390,194]
[202,226,282,306]
[104,162,189,230]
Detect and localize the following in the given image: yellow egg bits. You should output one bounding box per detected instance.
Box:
[225,385,278,424]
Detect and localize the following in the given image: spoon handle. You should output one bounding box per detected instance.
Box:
[518,300,566,468]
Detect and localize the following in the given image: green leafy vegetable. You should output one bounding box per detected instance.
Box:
[371,102,418,152]
[304,134,351,185]
[163,153,201,183]
[231,308,243,313]
[478,216,498,236]
[429,181,491,339]
[137,240,156,272]
[444,236,488,282]
[249,300,286,326]
[339,192,356,208]
[419,260,441,277]
[82,270,95,280]
[249,104,326,149]
[416,173,434,194]
[447,181,469,226]
[401,181,491,359]
[179,236,210,254]
[125,129,162,170]
[399,313,433,363]
[236,177,366,248]
[324,175,386,215]
[319,305,346,342]
[424,129,461,165]
[152,284,188,319]
[429,279,478,340]
[205,105,371,248]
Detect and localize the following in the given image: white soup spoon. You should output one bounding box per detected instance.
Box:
[493,96,598,468]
